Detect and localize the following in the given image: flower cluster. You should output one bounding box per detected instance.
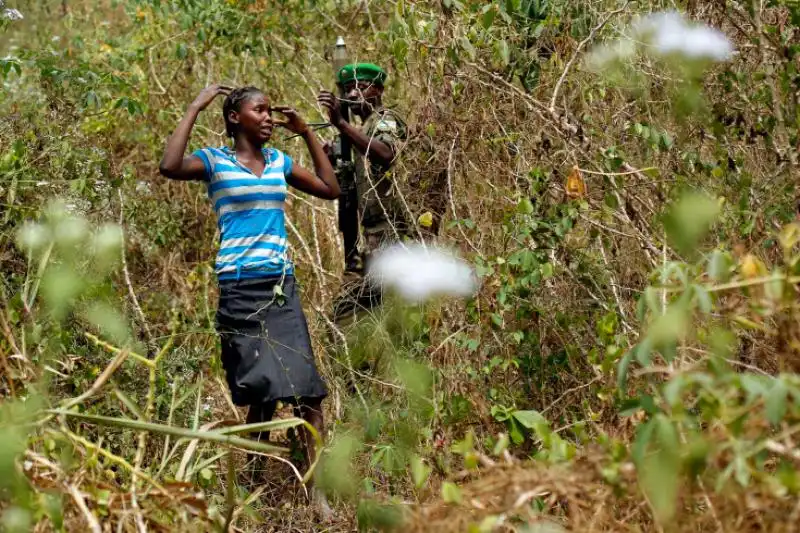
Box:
[587,10,733,69]
[367,243,478,303]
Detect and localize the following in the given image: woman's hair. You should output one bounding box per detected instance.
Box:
[222,86,263,138]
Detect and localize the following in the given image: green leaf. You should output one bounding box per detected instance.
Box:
[662,191,720,255]
[441,481,462,504]
[512,410,546,430]
[707,250,732,281]
[617,348,635,389]
[84,303,132,346]
[635,338,654,365]
[632,418,654,465]
[739,374,767,404]
[490,313,504,328]
[459,36,476,60]
[410,455,431,489]
[392,38,409,64]
[639,394,658,415]
[85,90,100,109]
[481,4,497,28]
[765,379,788,425]
[646,304,689,350]
[638,416,680,524]
[618,398,642,417]
[663,376,684,407]
[640,447,679,523]
[644,286,660,314]
[356,499,403,531]
[734,455,750,487]
[508,419,525,445]
[495,39,511,67]
[517,197,534,215]
[520,61,541,92]
[694,285,712,314]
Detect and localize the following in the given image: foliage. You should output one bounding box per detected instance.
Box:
[1,0,800,531]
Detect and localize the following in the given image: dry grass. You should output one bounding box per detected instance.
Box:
[410,451,800,533]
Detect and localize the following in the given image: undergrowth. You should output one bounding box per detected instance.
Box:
[1,0,800,531]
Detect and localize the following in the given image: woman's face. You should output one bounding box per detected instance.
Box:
[230,92,273,142]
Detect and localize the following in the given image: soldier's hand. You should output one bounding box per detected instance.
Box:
[317,90,343,128]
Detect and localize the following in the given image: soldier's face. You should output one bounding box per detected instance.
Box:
[345,81,383,116]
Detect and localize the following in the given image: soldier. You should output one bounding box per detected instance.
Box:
[318,63,408,324]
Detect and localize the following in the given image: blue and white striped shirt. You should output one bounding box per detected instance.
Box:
[192,146,294,280]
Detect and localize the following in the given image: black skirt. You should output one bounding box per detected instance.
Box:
[215,275,328,406]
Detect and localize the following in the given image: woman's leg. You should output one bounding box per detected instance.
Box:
[247,400,278,443]
[295,397,324,479]
[296,397,332,518]
[245,400,277,478]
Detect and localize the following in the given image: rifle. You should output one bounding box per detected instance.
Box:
[332,36,360,272]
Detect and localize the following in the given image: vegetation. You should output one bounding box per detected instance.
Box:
[2,0,800,531]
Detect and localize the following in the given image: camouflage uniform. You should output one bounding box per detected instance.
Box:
[332,107,408,326]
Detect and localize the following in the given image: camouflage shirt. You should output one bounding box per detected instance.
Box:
[353,107,407,229]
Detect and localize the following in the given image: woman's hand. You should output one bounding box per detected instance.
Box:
[190,84,233,111]
[160,84,231,181]
[273,106,309,135]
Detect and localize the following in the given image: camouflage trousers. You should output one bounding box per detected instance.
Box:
[331,222,403,328]
[328,223,410,393]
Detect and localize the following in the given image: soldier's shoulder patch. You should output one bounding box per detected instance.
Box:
[375,116,399,134]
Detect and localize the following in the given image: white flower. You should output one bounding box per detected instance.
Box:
[92,224,124,257]
[16,222,50,253]
[367,243,478,303]
[586,39,637,70]
[633,11,733,61]
[587,10,733,67]
[2,8,23,21]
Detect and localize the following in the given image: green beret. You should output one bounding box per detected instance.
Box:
[337,63,387,86]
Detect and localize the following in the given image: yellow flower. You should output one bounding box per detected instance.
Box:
[418,211,434,228]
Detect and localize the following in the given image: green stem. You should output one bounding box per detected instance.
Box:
[49,410,289,454]
[656,274,800,294]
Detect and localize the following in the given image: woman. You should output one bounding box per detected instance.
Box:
[159,85,339,485]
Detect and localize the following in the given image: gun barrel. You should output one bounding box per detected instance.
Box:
[332,36,348,76]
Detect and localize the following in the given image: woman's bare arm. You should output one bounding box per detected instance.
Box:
[159,84,231,181]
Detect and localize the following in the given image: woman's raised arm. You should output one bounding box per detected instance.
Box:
[159,84,232,181]
[274,105,340,200]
